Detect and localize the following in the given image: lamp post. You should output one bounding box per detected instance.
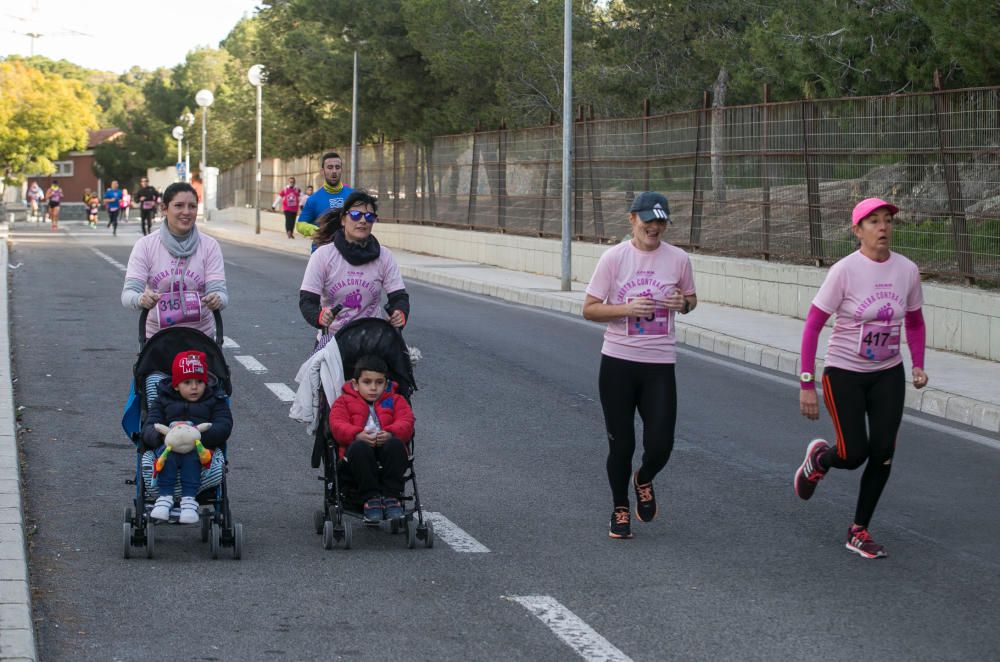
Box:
[171,125,185,182]
[195,89,214,178]
[180,111,195,183]
[247,64,266,235]
[350,50,358,186]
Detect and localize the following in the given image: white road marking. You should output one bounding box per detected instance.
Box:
[234,355,268,374]
[506,595,632,662]
[89,247,127,272]
[265,382,296,402]
[423,512,490,553]
[222,336,240,348]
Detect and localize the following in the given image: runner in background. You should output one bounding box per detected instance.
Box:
[297,152,354,251]
[103,180,123,237]
[27,182,43,221]
[45,180,63,231]
[794,197,929,560]
[120,187,132,223]
[83,188,99,228]
[582,192,697,539]
[135,177,159,236]
[272,176,302,239]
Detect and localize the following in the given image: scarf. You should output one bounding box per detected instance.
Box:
[323,182,344,194]
[333,228,380,265]
[159,222,200,258]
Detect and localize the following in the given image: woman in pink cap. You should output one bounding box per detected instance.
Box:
[794,198,929,559]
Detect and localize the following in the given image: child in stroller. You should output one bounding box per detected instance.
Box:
[329,354,414,523]
[122,309,244,559]
[143,350,233,524]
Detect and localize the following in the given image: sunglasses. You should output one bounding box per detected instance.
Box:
[346,210,378,223]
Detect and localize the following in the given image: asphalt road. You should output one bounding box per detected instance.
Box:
[10,221,1000,661]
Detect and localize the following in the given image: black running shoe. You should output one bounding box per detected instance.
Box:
[633,471,658,523]
[846,525,887,559]
[794,439,829,500]
[609,507,633,539]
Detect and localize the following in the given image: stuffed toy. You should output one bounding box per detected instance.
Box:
[152,421,213,476]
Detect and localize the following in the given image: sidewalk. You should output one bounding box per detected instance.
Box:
[199,218,1000,436]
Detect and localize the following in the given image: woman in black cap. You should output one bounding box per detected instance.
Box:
[583,192,697,539]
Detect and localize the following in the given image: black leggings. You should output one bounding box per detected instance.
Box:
[141,208,154,235]
[107,209,119,233]
[820,364,905,528]
[284,211,297,233]
[598,355,677,507]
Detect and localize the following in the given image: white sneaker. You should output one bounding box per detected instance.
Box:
[179,497,199,524]
[150,496,173,521]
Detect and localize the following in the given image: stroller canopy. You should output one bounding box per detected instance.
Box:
[335,317,415,400]
[133,326,232,396]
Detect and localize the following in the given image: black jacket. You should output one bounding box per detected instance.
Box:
[141,378,233,451]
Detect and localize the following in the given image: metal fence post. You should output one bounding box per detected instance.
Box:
[585,106,604,238]
[574,105,584,236]
[760,84,771,260]
[467,121,480,228]
[392,139,400,221]
[539,115,555,235]
[642,98,651,191]
[801,100,824,263]
[690,91,709,247]
[498,120,508,231]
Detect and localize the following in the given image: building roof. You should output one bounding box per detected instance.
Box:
[86,128,122,149]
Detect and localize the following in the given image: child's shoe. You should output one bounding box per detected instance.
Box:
[150,496,173,522]
[179,496,199,524]
[382,497,404,521]
[363,497,384,523]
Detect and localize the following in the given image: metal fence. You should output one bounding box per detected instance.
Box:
[218,85,1000,282]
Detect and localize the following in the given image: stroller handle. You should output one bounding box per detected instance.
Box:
[139,307,224,348]
[320,304,344,335]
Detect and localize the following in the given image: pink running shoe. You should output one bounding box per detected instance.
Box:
[846,525,887,559]
[794,439,829,500]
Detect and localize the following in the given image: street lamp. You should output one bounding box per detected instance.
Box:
[171,125,185,182]
[195,89,214,178]
[247,64,266,234]
[180,111,195,183]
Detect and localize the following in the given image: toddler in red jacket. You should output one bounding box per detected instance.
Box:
[329,354,415,523]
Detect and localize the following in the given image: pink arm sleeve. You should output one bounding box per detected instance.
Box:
[799,305,832,391]
[904,309,926,370]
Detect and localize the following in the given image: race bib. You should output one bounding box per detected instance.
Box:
[141,200,156,210]
[285,192,298,207]
[156,291,202,327]
[627,298,672,336]
[858,322,900,361]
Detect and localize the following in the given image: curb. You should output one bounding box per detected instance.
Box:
[200,224,1000,435]
[0,223,39,661]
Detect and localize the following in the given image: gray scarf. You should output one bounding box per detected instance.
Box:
[159,222,200,258]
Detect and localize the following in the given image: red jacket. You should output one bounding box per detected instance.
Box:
[329,381,415,457]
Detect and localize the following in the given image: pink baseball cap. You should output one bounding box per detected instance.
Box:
[852,198,899,225]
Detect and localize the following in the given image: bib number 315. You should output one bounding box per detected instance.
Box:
[627,298,672,337]
[157,291,202,327]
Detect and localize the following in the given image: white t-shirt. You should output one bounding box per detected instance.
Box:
[299,243,406,333]
[812,250,923,372]
[586,240,696,364]
[125,233,226,338]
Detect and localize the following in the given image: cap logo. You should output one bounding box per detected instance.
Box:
[652,204,668,219]
[179,356,205,374]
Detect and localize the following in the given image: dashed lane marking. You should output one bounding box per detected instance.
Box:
[423,512,490,553]
[89,247,127,272]
[505,595,632,662]
[222,336,240,348]
[265,383,296,402]
[234,355,268,374]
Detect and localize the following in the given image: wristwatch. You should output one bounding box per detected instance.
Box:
[799,372,814,384]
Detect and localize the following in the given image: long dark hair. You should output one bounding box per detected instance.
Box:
[313,190,379,247]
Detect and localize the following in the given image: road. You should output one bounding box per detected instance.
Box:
[10,221,1000,661]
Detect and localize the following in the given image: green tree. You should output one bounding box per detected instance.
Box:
[0,60,98,185]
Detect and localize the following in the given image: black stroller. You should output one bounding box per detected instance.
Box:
[312,317,433,549]
[122,308,244,559]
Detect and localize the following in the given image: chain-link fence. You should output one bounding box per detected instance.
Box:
[218,85,1000,282]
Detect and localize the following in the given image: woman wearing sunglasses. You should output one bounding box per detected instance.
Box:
[299,190,410,336]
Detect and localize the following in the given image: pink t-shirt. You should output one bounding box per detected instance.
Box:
[586,240,696,364]
[812,250,923,373]
[300,243,406,334]
[280,186,300,212]
[125,233,226,339]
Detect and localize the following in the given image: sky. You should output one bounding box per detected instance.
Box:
[2,0,261,73]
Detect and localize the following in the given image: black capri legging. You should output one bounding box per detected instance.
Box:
[284,211,297,233]
[598,355,677,507]
[821,363,905,528]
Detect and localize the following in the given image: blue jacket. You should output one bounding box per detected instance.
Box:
[141,378,233,451]
[298,185,355,224]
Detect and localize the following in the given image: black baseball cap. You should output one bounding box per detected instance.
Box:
[629,191,670,222]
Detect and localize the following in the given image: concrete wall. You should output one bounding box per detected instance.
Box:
[215,207,1000,361]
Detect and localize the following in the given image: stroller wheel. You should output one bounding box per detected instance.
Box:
[405,518,416,549]
[313,509,326,535]
[123,506,133,524]
[145,522,155,559]
[210,522,221,559]
[421,520,434,549]
[122,522,132,559]
[342,519,352,550]
[201,515,210,543]
[232,522,244,560]
[322,520,335,550]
